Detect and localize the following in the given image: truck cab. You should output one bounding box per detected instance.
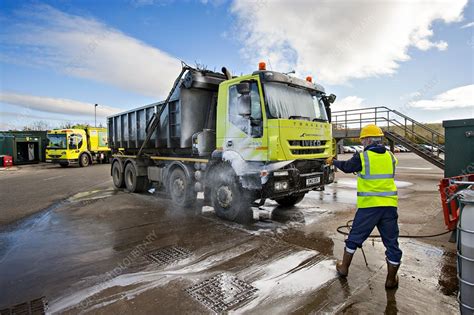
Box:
[46,128,110,167]
[213,67,335,204]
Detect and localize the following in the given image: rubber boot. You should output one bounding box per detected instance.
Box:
[336,249,354,277]
[385,260,400,289]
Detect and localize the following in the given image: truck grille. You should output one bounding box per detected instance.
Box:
[288,140,327,147]
[291,148,325,155]
[288,140,327,155]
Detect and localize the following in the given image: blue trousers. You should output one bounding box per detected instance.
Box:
[345,206,402,264]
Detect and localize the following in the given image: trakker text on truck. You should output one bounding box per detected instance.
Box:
[108,63,336,222]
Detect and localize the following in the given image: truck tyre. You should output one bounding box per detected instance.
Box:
[168,167,196,207]
[112,161,125,188]
[274,193,305,207]
[124,163,148,193]
[210,165,253,223]
[79,153,91,167]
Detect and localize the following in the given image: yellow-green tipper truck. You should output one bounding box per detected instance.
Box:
[108,64,336,222]
[46,127,111,167]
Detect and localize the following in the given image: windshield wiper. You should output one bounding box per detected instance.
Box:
[289,115,310,121]
[312,118,327,122]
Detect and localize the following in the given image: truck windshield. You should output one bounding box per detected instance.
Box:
[264,82,328,121]
[47,134,67,149]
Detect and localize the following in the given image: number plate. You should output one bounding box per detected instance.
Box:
[306,177,320,186]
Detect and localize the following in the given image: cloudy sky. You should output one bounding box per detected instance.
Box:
[0,0,473,130]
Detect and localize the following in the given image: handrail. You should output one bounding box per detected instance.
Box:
[390,108,443,137]
[334,116,437,146]
[332,106,444,139]
[332,106,445,157]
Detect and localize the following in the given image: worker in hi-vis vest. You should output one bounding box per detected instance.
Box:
[326,124,402,289]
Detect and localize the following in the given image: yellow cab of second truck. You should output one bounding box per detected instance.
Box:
[46,128,110,166]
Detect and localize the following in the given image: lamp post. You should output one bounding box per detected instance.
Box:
[94,103,98,127]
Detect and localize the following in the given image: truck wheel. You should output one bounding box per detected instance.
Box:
[79,153,90,167]
[168,167,196,207]
[112,161,125,188]
[124,163,148,193]
[210,166,253,223]
[274,193,305,207]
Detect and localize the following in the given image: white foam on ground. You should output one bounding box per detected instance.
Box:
[48,242,256,313]
[233,250,337,314]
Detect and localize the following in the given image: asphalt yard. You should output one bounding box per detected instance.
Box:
[0,153,457,314]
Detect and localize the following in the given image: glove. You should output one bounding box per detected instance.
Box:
[326,156,334,165]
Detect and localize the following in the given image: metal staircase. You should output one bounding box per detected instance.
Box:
[332,106,445,169]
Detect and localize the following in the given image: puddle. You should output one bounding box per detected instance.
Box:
[233,250,337,314]
[0,195,75,264]
[200,199,334,237]
[0,189,121,308]
[48,241,257,313]
[399,240,458,296]
[438,251,457,296]
[0,189,119,258]
[67,189,118,203]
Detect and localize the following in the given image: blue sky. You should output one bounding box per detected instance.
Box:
[0,0,473,130]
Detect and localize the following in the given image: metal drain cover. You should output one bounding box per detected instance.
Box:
[144,246,192,266]
[0,297,48,315]
[186,273,258,313]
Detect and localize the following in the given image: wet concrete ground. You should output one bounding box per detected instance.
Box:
[0,154,458,314]
[0,163,112,225]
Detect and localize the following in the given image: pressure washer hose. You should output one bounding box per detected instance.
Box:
[336,220,452,266]
[336,220,452,238]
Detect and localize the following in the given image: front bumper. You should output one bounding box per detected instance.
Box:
[260,163,335,199]
[46,159,78,165]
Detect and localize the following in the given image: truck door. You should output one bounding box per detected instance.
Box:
[225,80,267,161]
[68,133,85,158]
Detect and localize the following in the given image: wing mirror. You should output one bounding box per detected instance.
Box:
[236,82,250,95]
[236,82,251,116]
[238,94,251,116]
[327,94,336,104]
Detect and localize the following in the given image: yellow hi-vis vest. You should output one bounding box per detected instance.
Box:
[357,150,398,208]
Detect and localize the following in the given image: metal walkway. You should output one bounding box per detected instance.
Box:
[332,106,445,169]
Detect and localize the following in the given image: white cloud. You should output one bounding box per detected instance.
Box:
[0,111,75,130]
[410,84,474,110]
[0,92,121,117]
[0,4,182,98]
[461,21,474,28]
[231,0,467,84]
[332,96,366,111]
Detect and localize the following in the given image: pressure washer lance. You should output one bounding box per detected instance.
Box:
[336,219,452,267]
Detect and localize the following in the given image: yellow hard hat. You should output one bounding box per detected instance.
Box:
[360,124,384,139]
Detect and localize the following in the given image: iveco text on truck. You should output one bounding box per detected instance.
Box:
[108,63,336,222]
[46,127,111,167]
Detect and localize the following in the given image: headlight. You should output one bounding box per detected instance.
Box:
[274,181,289,191]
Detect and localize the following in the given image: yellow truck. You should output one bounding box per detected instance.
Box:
[109,64,336,222]
[46,127,111,167]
